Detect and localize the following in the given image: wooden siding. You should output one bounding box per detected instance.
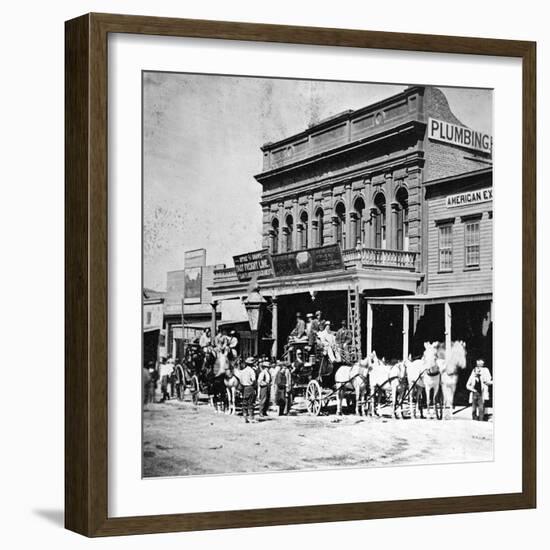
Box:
[427,195,493,295]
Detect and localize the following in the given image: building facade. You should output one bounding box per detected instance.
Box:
[209,86,493,368]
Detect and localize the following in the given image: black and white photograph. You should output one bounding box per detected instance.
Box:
[142,73,494,478]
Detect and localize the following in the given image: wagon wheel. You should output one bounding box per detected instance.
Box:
[306,380,323,416]
[435,388,444,420]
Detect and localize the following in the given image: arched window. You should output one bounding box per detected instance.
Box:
[395,187,409,251]
[300,211,309,249]
[334,202,346,248]
[285,214,293,252]
[353,197,366,248]
[270,218,279,254]
[373,192,386,249]
[315,208,324,247]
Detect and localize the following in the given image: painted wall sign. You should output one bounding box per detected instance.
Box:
[446,187,493,208]
[271,244,344,277]
[233,249,274,282]
[428,117,492,155]
[184,266,202,303]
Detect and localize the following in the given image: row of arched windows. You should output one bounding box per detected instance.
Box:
[269,189,409,254]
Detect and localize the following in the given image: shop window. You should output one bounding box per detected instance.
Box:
[465,220,481,267]
[439,224,453,271]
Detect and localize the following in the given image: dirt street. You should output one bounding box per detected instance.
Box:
[143,394,493,478]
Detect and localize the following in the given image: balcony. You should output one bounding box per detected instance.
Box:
[342,247,419,271]
[212,247,419,286]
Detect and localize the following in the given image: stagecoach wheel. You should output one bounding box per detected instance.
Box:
[306,380,323,416]
[435,389,444,420]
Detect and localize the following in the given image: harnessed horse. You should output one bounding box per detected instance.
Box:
[439,341,467,419]
[404,342,441,418]
[367,353,408,418]
[334,357,372,416]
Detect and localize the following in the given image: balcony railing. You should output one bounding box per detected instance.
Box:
[342,247,419,271]
[213,247,419,284]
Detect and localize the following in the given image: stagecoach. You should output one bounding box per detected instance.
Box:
[284,340,359,416]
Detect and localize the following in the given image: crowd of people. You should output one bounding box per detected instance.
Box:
[142,309,493,423]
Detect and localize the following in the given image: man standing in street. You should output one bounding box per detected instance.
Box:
[466,359,493,421]
[240,357,257,423]
[275,361,293,416]
[257,361,272,417]
[159,357,174,403]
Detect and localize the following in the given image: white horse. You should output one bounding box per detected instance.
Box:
[404,342,439,418]
[334,357,372,416]
[367,352,408,418]
[439,341,467,419]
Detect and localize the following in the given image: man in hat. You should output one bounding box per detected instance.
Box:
[240,357,257,423]
[318,321,341,363]
[199,328,212,351]
[214,327,226,352]
[289,312,307,343]
[275,361,293,416]
[257,361,272,417]
[315,310,326,332]
[228,330,240,360]
[466,359,493,421]
[336,320,352,352]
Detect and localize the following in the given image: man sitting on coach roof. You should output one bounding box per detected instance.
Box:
[288,312,307,343]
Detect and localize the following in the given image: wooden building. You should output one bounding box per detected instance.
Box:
[209,86,493,366]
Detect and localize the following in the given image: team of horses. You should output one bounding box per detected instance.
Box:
[334,340,467,419]
[192,340,468,419]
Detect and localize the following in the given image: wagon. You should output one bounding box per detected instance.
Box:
[284,341,358,416]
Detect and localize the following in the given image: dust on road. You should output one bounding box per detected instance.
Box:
[143,399,493,478]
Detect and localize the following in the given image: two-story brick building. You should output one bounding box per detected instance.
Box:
[209,85,493,366]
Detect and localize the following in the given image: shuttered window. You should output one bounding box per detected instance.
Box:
[439,224,453,271]
[465,220,481,267]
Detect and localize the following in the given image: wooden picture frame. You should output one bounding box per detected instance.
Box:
[65,12,536,537]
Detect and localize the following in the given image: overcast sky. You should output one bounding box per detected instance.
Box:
[143,73,492,290]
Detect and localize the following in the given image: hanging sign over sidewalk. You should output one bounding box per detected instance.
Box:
[233,249,274,282]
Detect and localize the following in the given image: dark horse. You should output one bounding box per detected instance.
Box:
[200,347,229,411]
